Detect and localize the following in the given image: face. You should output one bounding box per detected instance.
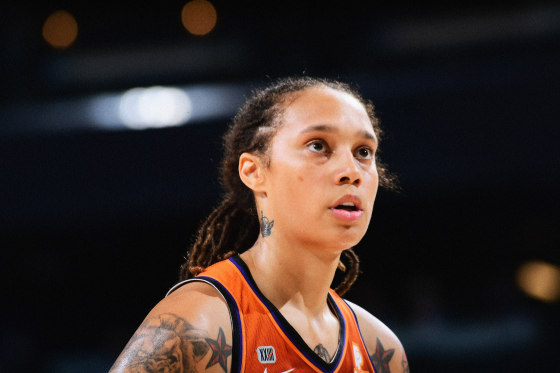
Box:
[261,86,379,252]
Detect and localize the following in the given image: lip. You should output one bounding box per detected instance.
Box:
[329,194,364,222]
[330,194,363,211]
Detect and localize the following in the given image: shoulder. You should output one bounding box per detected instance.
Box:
[345,299,410,373]
[109,280,233,373]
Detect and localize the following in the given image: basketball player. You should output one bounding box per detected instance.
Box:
[109,77,409,373]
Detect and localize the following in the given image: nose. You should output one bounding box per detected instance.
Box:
[334,150,362,186]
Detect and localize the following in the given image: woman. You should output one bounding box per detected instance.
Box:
[110,77,409,373]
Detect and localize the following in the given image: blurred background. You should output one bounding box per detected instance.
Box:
[1,1,559,372]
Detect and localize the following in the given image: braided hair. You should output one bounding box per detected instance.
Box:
[179,76,397,295]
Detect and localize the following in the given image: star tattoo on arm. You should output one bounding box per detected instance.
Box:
[109,314,234,373]
[369,337,395,373]
[205,327,232,372]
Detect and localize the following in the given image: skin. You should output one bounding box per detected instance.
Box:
[252,86,380,253]
[110,86,408,373]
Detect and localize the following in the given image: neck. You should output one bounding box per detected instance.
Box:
[240,236,342,316]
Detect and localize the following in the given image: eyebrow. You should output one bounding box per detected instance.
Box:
[299,124,377,141]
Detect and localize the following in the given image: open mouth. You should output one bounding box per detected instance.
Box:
[335,202,358,211]
[330,201,363,222]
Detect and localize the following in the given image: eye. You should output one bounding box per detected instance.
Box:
[355,146,374,160]
[307,139,329,154]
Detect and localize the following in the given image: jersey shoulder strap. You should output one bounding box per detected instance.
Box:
[329,290,377,373]
[166,258,244,373]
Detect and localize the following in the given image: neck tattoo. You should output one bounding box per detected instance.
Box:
[260,211,274,237]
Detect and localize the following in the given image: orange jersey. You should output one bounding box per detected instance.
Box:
[167,256,376,373]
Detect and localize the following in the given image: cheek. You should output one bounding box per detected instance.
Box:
[272,166,320,210]
[367,173,379,204]
[289,171,313,203]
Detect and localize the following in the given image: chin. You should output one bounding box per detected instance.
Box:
[341,223,367,236]
[327,228,366,251]
[293,222,367,250]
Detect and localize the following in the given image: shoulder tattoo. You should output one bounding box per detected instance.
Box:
[401,351,410,373]
[369,337,395,373]
[110,313,232,373]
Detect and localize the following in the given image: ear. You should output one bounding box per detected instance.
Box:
[238,152,267,193]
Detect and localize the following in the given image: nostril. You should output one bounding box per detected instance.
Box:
[339,176,350,183]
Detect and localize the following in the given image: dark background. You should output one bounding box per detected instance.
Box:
[1,1,559,372]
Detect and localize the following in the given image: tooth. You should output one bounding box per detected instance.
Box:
[341,202,355,206]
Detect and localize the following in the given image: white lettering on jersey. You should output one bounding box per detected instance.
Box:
[353,342,369,373]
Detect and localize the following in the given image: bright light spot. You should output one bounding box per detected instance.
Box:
[42,10,78,49]
[181,0,217,36]
[516,260,560,303]
[88,93,122,129]
[86,83,246,131]
[118,86,192,130]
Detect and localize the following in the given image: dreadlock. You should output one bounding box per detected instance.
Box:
[179,76,397,296]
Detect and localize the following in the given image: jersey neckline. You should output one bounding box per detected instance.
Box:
[229,255,347,373]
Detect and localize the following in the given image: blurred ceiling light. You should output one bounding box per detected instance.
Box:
[87,83,247,131]
[516,260,560,303]
[181,0,217,36]
[42,10,78,49]
[118,86,192,130]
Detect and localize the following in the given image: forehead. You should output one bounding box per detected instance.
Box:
[279,86,373,135]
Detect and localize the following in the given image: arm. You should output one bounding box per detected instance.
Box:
[109,281,233,373]
[346,300,410,373]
